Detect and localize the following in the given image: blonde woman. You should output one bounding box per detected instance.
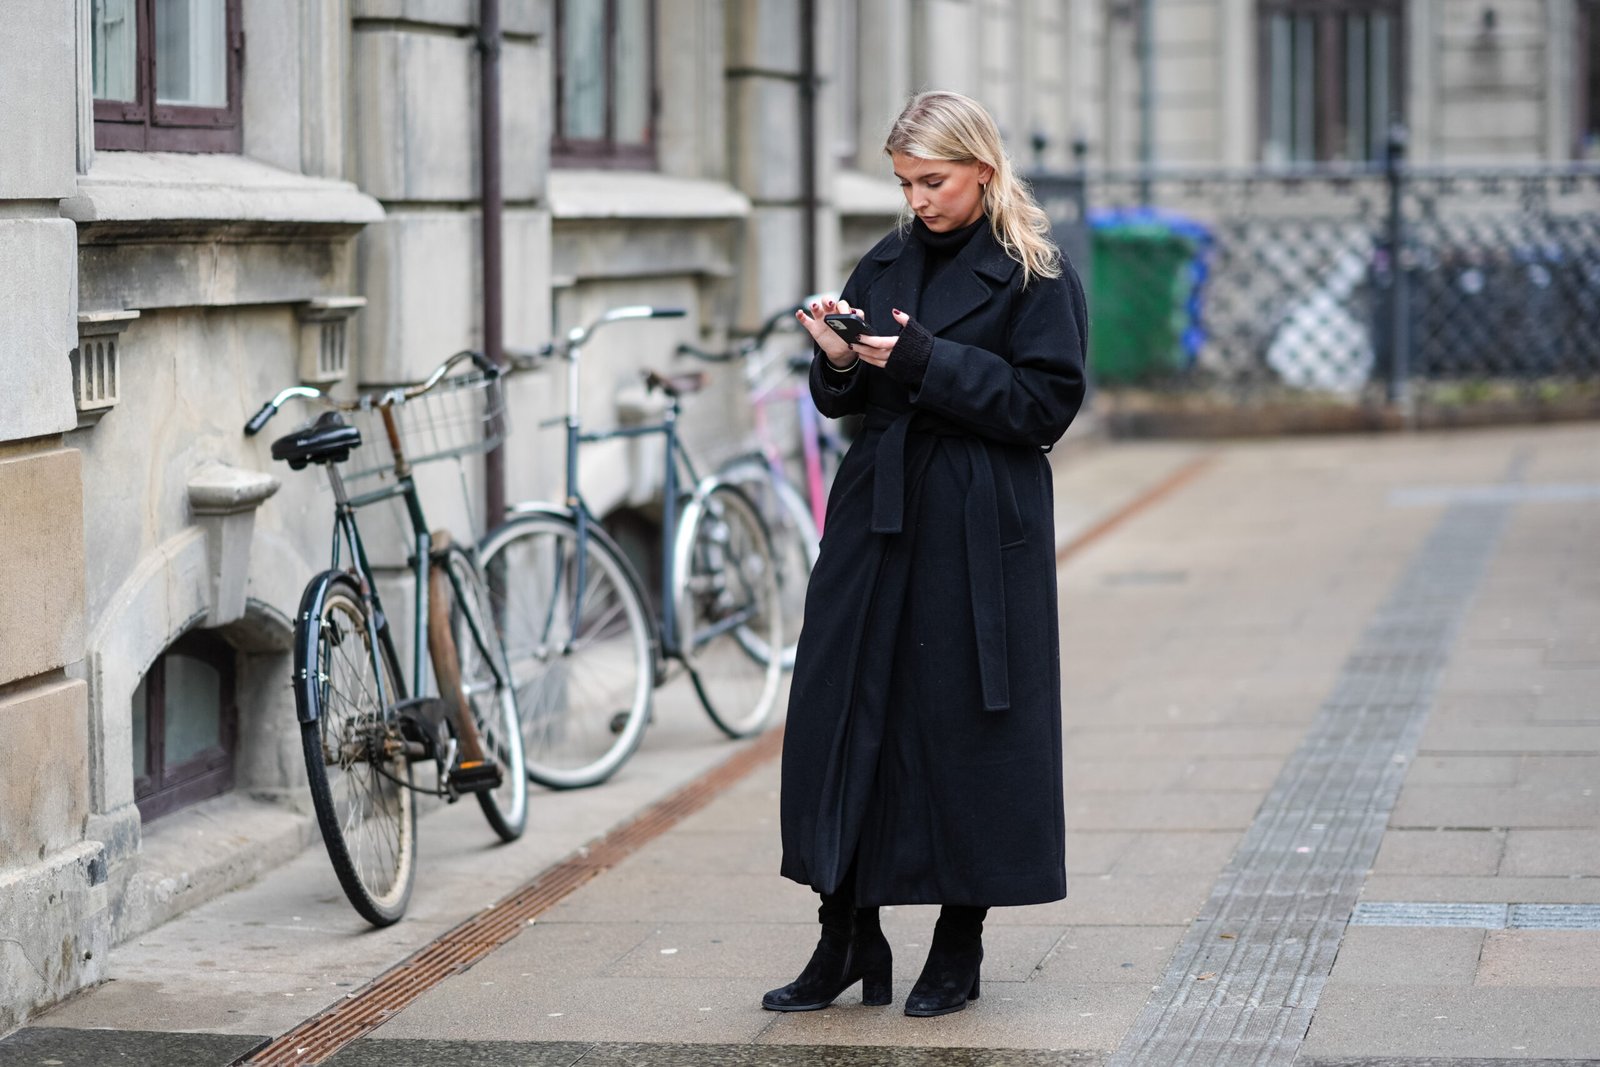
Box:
[767,91,1089,1017]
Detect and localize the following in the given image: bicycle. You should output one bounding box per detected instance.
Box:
[244,351,528,926]
[677,301,852,668]
[483,306,784,790]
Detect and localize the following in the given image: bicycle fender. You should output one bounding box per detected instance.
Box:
[292,569,362,725]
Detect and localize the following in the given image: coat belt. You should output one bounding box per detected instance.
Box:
[864,407,1011,712]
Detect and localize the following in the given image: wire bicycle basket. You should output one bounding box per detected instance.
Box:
[343,365,508,486]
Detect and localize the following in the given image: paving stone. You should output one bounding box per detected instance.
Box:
[1064,832,1138,877]
[1031,926,1188,985]
[542,872,815,926]
[1109,832,1243,875]
[1176,758,1287,793]
[987,875,1212,927]
[1475,930,1600,987]
[1064,792,1263,833]
[1402,756,1521,787]
[404,974,777,1043]
[1301,984,1600,1060]
[1066,726,1309,762]
[1415,723,1600,755]
[1064,759,1189,793]
[1325,927,1486,986]
[1513,755,1600,789]
[1390,785,1600,829]
[1500,830,1600,878]
[0,1028,267,1067]
[1371,830,1506,877]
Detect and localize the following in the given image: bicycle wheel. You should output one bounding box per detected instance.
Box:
[434,542,528,842]
[479,512,653,789]
[294,571,416,927]
[718,455,819,670]
[673,482,784,738]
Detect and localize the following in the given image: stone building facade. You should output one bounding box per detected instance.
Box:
[2,0,1594,1032]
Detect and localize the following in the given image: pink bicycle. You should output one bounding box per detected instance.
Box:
[677,303,849,668]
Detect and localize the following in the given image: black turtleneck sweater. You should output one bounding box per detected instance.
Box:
[821,215,988,391]
[912,214,986,295]
[881,214,987,389]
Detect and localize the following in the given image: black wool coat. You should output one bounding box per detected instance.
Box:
[778,221,1089,907]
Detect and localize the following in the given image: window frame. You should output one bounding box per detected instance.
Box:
[1256,0,1405,165]
[132,629,239,822]
[93,0,244,154]
[552,0,659,169]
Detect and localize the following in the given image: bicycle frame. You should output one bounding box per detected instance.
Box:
[557,329,702,661]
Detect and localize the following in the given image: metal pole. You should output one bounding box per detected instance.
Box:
[1384,123,1412,423]
[479,0,507,528]
[798,0,819,294]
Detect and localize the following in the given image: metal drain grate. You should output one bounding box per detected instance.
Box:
[1352,902,1600,930]
[238,728,786,1067]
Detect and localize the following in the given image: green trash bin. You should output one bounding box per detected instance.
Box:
[1088,218,1200,384]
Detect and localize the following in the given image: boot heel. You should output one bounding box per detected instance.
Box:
[968,969,981,1001]
[861,972,892,1006]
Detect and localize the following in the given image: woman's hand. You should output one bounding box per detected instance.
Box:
[853,309,911,369]
[796,298,861,369]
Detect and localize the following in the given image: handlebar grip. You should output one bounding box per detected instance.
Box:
[675,342,735,363]
[244,402,277,436]
[651,307,687,319]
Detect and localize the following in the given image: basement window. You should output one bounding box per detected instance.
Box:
[132,629,238,821]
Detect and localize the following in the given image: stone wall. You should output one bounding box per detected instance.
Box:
[0,0,101,1035]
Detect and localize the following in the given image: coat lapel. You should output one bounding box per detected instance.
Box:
[874,223,1021,339]
[867,232,921,339]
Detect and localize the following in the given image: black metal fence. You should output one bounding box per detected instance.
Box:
[1029,153,1600,429]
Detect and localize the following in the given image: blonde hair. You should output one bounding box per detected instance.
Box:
[884,90,1061,285]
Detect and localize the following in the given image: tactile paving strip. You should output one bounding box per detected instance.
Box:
[1351,902,1600,930]
[1109,497,1514,1067]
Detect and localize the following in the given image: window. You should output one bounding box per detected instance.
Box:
[1259,0,1402,164]
[131,630,238,821]
[554,0,657,167]
[91,0,243,153]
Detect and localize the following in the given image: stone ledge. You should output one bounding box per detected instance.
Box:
[62,152,384,241]
[113,792,317,944]
[549,170,751,221]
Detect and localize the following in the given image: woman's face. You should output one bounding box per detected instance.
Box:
[892,152,994,232]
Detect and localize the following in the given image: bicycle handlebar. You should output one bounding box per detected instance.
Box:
[243,349,499,436]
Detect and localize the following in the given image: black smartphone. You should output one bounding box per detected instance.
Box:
[823,312,878,346]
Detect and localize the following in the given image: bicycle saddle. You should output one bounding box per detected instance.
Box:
[643,369,709,397]
[271,410,362,470]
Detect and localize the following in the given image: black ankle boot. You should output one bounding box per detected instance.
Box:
[904,905,986,1017]
[762,894,893,1011]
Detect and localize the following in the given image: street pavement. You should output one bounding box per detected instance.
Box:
[5,424,1598,1066]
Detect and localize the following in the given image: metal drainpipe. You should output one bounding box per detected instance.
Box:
[479,0,506,528]
[1138,0,1154,204]
[799,0,819,294]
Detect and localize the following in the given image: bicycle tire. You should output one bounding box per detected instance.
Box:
[674,481,784,738]
[717,455,819,670]
[294,571,417,927]
[433,542,528,841]
[479,512,654,789]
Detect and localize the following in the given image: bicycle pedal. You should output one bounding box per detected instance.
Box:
[448,759,503,794]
